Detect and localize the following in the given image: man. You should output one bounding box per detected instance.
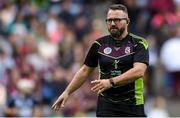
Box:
[52,4,149,117]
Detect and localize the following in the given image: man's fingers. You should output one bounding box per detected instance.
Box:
[98,87,105,94]
[91,83,105,93]
[91,83,101,92]
[91,86,99,92]
[61,99,66,108]
[52,98,63,112]
[91,80,100,84]
[52,104,60,112]
[91,80,107,93]
[52,101,58,109]
[54,105,60,112]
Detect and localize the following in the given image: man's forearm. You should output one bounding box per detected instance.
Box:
[113,63,147,86]
[64,65,94,95]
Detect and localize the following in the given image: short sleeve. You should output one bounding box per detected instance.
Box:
[84,41,99,67]
[133,40,149,66]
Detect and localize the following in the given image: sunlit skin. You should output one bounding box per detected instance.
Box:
[106,9,129,40]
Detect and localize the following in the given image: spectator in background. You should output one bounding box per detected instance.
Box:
[0,48,15,85]
[8,12,28,38]
[147,96,169,118]
[148,0,174,15]
[160,24,180,98]
[4,75,37,117]
[0,83,6,115]
[145,34,158,96]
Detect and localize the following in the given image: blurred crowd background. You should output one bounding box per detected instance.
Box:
[0,0,179,117]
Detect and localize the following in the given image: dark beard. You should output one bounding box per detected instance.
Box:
[109,28,125,39]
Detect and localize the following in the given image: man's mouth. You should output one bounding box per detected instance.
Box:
[110,27,118,29]
[110,28,118,31]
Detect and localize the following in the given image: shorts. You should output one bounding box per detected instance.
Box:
[96,95,146,117]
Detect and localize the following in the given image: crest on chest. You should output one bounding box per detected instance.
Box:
[98,44,133,59]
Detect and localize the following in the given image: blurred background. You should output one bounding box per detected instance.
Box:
[0,0,179,117]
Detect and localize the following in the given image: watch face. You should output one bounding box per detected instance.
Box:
[110,78,120,88]
[110,78,115,86]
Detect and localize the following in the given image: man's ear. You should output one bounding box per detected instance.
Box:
[127,18,130,25]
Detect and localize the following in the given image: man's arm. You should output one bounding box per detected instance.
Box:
[91,62,147,93]
[112,62,147,86]
[52,64,95,111]
[64,64,95,95]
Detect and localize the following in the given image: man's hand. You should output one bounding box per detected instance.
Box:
[91,79,112,94]
[52,92,69,112]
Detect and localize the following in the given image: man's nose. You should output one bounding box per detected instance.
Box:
[110,20,116,25]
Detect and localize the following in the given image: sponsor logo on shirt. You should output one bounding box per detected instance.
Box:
[104,47,112,54]
[125,46,131,54]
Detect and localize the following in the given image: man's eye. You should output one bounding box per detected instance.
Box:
[106,18,127,24]
[106,19,113,22]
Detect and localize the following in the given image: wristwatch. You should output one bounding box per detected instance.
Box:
[109,78,116,87]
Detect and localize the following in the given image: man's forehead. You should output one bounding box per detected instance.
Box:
[107,10,128,18]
